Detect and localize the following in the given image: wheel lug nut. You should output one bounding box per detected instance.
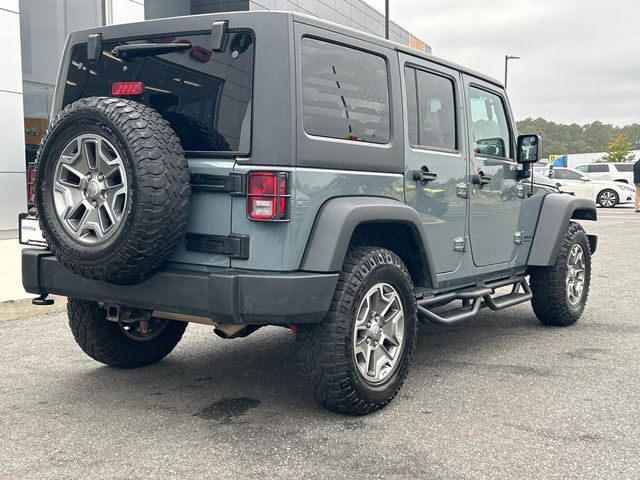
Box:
[98,174,104,181]
[86,174,92,180]
[92,201,98,207]
[366,338,371,344]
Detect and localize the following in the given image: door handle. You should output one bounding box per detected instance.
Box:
[412,166,438,185]
[471,173,492,187]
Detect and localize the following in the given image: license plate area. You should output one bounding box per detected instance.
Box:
[18,213,47,247]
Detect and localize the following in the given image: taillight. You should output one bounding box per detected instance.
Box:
[27,162,36,206]
[112,81,144,96]
[247,171,290,221]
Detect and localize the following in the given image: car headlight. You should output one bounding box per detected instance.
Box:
[620,185,635,192]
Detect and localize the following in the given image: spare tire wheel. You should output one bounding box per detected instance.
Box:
[35,97,190,285]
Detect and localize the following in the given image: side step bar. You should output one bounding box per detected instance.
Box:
[416,277,532,326]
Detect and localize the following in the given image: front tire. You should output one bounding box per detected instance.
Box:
[68,299,187,368]
[597,189,618,208]
[296,247,417,415]
[529,222,591,326]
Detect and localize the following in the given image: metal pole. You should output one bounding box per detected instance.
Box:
[504,55,520,89]
[504,55,508,89]
[385,0,390,40]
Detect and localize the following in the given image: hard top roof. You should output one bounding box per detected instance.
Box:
[68,10,503,88]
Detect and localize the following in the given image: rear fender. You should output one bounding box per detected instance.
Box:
[300,197,437,288]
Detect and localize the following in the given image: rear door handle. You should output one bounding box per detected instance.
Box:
[412,166,438,185]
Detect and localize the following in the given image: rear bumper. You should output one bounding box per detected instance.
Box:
[22,249,338,325]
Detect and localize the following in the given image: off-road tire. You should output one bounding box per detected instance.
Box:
[35,97,190,284]
[529,221,591,326]
[296,247,417,415]
[596,189,618,208]
[68,298,187,369]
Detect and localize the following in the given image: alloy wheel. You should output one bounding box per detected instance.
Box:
[566,243,586,307]
[352,283,405,384]
[598,190,617,207]
[53,133,128,245]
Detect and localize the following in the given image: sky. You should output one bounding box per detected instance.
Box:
[365,0,640,126]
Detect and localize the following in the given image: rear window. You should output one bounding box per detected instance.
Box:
[301,38,390,144]
[615,163,634,172]
[62,31,254,153]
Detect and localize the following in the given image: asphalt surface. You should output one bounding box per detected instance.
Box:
[1,206,639,479]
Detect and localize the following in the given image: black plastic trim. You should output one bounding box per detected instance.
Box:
[211,20,229,52]
[22,249,338,325]
[86,33,102,61]
[185,233,249,259]
[301,196,438,289]
[190,172,246,195]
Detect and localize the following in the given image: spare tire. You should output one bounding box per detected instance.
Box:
[35,97,190,285]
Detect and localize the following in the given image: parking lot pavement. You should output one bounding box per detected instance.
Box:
[1,213,639,480]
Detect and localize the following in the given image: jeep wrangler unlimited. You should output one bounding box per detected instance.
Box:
[20,11,597,415]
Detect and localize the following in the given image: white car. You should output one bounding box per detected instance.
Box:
[546,167,636,207]
[574,162,635,184]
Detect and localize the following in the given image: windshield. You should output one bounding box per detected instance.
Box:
[62,31,254,154]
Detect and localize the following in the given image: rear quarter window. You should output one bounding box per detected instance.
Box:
[614,163,634,172]
[62,31,254,153]
[301,38,390,144]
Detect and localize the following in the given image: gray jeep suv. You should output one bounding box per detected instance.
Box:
[21,11,597,415]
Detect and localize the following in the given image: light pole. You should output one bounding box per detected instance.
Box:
[385,0,390,39]
[504,55,520,89]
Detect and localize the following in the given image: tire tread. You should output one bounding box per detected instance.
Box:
[296,246,417,415]
[530,221,591,326]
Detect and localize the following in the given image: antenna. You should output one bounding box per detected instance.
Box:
[530,166,534,197]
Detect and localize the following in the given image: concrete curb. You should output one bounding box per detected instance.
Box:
[0,296,66,322]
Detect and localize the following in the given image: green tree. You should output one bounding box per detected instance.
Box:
[600,133,636,162]
[516,118,640,160]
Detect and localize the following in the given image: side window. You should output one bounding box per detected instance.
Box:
[587,164,608,173]
[553,169,583,180]
[469,87,511,158]
[615,163,634,172]
[405,67,457,150]
[301,38,390,144]
[575,165,587,173]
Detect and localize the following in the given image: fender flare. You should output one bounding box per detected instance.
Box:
[300,196,438,288]
[527,194,597,266]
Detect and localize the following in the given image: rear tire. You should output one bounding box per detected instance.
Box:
[296,247,417,415]
[529,222,591,326]
[68,298,187,369]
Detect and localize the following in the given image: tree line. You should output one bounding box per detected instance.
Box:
[516,118,640,160]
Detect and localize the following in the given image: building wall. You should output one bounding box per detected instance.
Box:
[0,0,26,236]
[110,0,145,24]
[249,0,429,52]
[0,0,146,235]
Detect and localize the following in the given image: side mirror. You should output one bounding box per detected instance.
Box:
[516,134,541,165]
